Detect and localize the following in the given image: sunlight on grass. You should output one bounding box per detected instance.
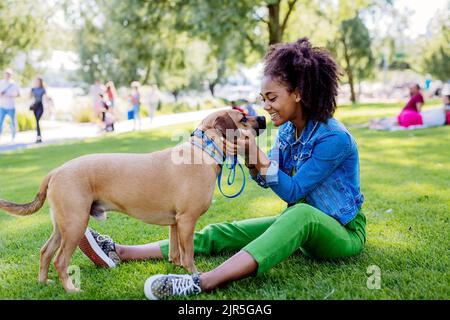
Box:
[0,102,449,299]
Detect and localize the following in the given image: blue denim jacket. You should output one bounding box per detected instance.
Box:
[253,118,364,225]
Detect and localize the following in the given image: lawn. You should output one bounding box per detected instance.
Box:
[0,102,449,300]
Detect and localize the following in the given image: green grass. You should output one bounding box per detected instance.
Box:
[0,102,449,300]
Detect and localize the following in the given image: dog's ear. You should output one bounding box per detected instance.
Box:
[213,114,238,140]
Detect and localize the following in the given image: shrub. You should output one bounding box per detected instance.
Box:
[74,107,96,123]
[16,112,36,131]
[139,105,149,117]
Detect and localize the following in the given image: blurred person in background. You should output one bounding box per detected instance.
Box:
[230,100,246,114]
[243,99,257,116]
[90,79,106,125]
[29,77,48,143]
[0,68,20,143]
[442,83,450,125]
[105,81,117,111]
[129,81,141,131]
[397,83,424,128]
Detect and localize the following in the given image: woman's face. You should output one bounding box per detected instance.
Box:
[260,76,302,127]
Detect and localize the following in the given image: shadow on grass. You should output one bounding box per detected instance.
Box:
[1,114,448,299]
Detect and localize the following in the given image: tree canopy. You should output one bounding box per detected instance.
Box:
[2,0,443,101]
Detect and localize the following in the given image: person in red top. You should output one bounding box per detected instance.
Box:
[105,81,117,109]
[230,100,247,114]
[403,84,424,112]
[398,83,425,127]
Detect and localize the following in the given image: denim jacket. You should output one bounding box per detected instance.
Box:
[253,118,364,225]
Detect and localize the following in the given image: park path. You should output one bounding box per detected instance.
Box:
[0,107,228,153]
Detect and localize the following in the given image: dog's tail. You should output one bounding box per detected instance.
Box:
[0,174,51,216]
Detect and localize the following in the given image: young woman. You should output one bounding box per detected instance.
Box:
[0,68,20,142]
[30,77,47,143]
[79,38,366,300]
[129,81,141,131]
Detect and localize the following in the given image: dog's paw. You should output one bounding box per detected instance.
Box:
[169,256,182,266]
[185,265,198,274]
[66,287,82,293]
[39,279,55,285]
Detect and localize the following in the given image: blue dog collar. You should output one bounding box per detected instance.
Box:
[191,128,225,165]
[190,129,246,198]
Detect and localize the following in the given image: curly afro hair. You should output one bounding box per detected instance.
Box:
[263,37,340,122]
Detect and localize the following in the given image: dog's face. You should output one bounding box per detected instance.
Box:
[201,109,266,140]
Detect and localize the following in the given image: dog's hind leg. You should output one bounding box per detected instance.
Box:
[168,224,181,266]
[176,214,198,273]
[39,212,61,284]
[53,211,89,293]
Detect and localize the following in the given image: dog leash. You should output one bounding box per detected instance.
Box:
[217,155,246,198]
[191,129,246,198]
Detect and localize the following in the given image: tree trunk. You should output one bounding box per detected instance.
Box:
[208,60,226,97]
[267,1,281,45]
[266,0,297,45]
[172,90,179,101]
[342,38,357,103]
[208,81,216,97]
[143,63,152,85]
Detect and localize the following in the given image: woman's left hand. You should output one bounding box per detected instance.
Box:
[221,129,257,157]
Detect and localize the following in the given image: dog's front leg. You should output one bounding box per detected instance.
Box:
[168,224,181,266]
[176,215,197,273]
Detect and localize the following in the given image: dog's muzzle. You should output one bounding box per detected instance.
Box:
[255,116,266,136]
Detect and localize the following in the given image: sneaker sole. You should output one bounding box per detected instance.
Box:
[144,275,161,300]
[79,229,116,268]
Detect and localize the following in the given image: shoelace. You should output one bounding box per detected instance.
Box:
[97,234,113,244]
[170,275,201,296]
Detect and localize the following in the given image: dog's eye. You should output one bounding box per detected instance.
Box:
[241,117,248,123]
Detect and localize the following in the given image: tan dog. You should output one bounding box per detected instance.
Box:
[0,109,266,292]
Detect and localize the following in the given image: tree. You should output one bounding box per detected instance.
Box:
[66,0,191,90]
[0,1,48,78]
[180,0,304,47]
[328,15,374,103]
[170,0,309,95]
[422,10,450,81]
[266,0,299,45]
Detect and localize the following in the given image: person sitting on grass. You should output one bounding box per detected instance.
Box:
[370,83,446,130]
[397,83,425,128]
[78,38,366,300]
[442,83,450,125]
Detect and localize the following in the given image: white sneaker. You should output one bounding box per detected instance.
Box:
[144,273,202,300]
[78,228,120,268]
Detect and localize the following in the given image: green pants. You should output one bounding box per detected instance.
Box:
[159,203,366,276]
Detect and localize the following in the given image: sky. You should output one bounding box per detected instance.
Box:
[395,0,448,37]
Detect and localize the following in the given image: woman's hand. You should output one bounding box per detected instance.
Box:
[221,129,257,158]
[221,129,271,175]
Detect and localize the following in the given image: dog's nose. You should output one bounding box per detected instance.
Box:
[257,116,266,130]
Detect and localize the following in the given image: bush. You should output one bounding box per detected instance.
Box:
[3,112,44,132]
[73,107,96,123]
[16,112,36,131]
[139,105,149,117]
